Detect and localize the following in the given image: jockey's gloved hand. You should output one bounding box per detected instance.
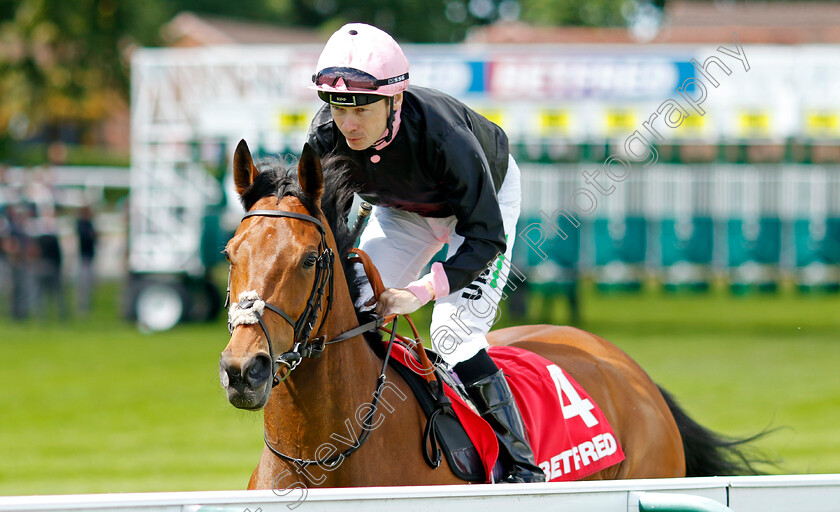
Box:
[375,288,422,316]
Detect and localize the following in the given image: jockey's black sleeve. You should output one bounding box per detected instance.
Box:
[434,128,507,292]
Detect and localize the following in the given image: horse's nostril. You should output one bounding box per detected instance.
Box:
[245,355,272,387]
[220,363,231,388]
[220,357,244,388]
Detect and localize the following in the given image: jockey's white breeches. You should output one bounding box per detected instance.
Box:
[358,155,522,366]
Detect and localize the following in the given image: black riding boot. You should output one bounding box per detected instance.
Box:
[465,369,546,483]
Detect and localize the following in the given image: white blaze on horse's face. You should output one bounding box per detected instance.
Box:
[220,195,323,410]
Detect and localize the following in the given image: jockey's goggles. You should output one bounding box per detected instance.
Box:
[312,66,409,91]
[317,91,387,107]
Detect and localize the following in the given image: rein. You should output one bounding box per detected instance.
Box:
[264,317,400,468]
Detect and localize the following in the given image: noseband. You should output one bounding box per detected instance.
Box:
[225,208,335,386]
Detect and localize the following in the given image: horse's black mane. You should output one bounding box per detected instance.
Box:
[240,153,371,312]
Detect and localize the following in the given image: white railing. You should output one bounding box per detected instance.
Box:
[1,475,838,512]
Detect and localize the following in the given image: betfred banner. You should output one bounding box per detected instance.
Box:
[408,51,696,101]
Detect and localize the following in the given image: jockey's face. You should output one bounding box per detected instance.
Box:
[330,93,402,151]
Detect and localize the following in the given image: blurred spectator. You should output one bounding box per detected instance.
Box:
[0,208,9,318]
[0,166,8,317]
[5,205,36,320]
[35,212,68,320]
[76,206,97,316]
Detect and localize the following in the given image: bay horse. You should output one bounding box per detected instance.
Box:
[219,140,761,489]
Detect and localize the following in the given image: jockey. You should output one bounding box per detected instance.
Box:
[307,23,544,483]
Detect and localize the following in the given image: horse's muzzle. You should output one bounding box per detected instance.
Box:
[219,351,273,409]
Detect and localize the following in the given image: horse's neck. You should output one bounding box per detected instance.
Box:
[262,251,384,458]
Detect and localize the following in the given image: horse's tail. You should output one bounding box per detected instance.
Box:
[657,385,775,477]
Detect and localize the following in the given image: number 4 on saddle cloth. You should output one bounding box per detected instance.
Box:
[386,341,626,483]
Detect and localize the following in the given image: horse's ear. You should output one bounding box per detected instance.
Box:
[298,143,324,205]
[233,139,259,196]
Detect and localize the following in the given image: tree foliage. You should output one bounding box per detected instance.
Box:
[0,0,171,140]
[519,0,628,28]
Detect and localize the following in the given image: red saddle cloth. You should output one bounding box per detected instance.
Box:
[488,345,626,481]
[433,345,626,482]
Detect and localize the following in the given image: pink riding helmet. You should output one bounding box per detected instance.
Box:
[312,23,410,98]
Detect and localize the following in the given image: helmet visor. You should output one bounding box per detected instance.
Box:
[312,66,409,91]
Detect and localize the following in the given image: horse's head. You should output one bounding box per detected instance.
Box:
[219,140,329,410]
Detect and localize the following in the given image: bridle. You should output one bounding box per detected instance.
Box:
[224,205,396,468]
[225,208,337,385]
[224,204,443,469]
[225,207,390,385]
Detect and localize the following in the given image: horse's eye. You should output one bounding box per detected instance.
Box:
[303,254,318,268]
[222,250,231,263]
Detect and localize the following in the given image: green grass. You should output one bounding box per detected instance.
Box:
[0,284,264,495]
[1,280,838,495]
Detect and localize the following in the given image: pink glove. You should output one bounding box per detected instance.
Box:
[404,262,450,306]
